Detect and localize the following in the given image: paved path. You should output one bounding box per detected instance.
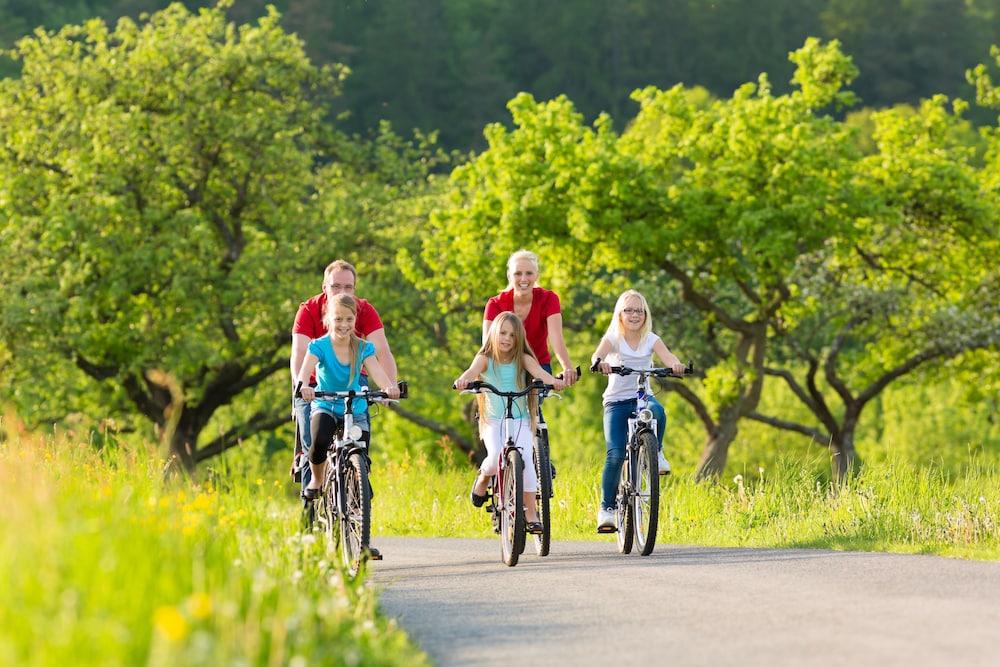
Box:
[372,537,1000,666]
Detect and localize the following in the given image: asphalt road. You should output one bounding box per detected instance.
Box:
[371,537,1000,666]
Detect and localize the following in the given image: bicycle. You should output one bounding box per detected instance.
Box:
[531,365,579,557]
[590,361,692,556]
[296,381,408,576]
[456,378,557,566]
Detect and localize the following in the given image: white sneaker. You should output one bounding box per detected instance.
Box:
[597,507,616,533]
[657,451,671,476]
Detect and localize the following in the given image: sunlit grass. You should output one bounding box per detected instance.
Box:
[373,451,1000,559]
[0,428,427,667]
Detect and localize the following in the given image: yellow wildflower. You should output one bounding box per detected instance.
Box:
[186,592,213,620]
[153,605,189,642]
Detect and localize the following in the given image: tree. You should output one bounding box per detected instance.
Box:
[0,2,345,468]
[751,95,1000,481]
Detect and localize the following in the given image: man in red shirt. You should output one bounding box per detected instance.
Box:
[290,260,398,498]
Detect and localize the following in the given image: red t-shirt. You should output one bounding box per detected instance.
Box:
[483,287,561,365]
[293,293,384,382]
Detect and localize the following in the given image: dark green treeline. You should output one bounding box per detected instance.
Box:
[3,0,999,149]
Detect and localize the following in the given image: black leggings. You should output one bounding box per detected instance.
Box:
[309,412,370,464]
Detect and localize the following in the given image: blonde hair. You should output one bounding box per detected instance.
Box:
[605,289,653,342]
[323,293,363,385]
[505,249,540,289]
[477,312,539,426]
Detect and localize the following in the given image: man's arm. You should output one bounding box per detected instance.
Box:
[365,327,398,383]
[290,333,311,385]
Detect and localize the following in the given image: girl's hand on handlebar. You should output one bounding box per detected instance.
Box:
[592,359,612,375]
[383,384,400,400]
[561,366,579,386]
[454,376,471,391]
[670,362,687,376]
[300,386,316,401]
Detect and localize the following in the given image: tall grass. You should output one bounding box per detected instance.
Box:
[373,451,1000,559]
[0,427,427,667]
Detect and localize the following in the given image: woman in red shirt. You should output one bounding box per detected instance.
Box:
[482,249,579,385]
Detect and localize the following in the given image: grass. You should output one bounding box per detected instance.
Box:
[373,451,1000,560]
[0,428,428,667]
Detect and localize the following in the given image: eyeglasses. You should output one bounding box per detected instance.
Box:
[622,308,645,316]
[324,283,355,291]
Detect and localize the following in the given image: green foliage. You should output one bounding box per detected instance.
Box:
[0,3,345,461]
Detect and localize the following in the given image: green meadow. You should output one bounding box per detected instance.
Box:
[0,422,428,667]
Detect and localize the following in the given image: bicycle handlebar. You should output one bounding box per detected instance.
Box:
[589,360,695,378]
[297,380,408,400]
[452,378,558,397]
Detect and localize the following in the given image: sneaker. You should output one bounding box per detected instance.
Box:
[597,507,616,533]
[657,451,671,476]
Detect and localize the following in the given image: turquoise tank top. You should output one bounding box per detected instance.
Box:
[482,358,528,420]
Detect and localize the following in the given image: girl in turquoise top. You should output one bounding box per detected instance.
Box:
[455,312,564,533]
[296,294,399,500]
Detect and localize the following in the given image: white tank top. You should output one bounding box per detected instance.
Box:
[602,332,661,405]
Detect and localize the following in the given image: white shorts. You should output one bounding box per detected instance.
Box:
[479,418,537,492]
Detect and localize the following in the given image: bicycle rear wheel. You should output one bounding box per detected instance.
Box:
[500,448,525,566]
[533,429,552,556]
[616,453,634,554]
[633,430,660,556]
[340,451,372,577]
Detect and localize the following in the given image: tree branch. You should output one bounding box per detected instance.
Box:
[747,411,828,442]
[193,412,288,462]
[658,258,753,333]
[654,378,715,432]
[384,402,477,460]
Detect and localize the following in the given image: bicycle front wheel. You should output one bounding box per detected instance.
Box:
[533,429,552,557]
[616,453,634,555]
[633,430,660,556]
[500,448,525,566]
[340,451,372,577]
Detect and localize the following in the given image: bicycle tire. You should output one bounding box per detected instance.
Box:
[533,429,552,557]
[500,448,525,566]
[616,452,634,554]
[634,430,660,556]
[340,451,372,577]
[302,498,316,532]
[322,471,340,551]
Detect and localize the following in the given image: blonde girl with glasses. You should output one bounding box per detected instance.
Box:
[590,290,687,533]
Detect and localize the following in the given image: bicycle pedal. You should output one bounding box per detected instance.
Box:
[597,526,617,534]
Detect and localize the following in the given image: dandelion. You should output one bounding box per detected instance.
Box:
[256,478,264,486]
[186,592,213,620]
[153,605,189,642]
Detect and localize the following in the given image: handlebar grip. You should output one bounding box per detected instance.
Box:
[589,359,601,373]
[398,380,408,399]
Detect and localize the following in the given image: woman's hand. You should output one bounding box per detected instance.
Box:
[551,377,566,391]
[561,365,579,386]
[670,362,687,376]
[383,383,401,399]
[300,386,316,401]
[592,358,612,375]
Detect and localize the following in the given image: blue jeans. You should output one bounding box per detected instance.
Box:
[601,396,666,510]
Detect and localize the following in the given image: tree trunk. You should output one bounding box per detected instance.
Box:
[695,408,740,481]
[830,417,860,484]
